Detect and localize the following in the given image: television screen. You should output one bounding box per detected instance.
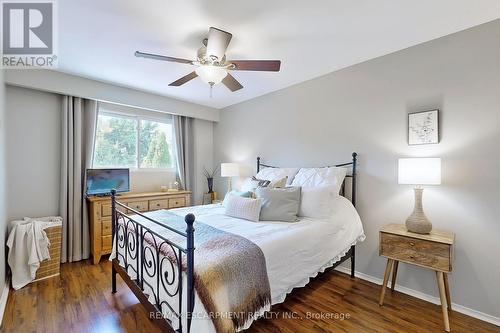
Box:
[86,169,130,195]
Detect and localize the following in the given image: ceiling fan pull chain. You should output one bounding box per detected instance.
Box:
[209,82,214,98]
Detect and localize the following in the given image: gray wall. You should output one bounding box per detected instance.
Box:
[5,86,62,221]
[214,20,500,318]
[5,86,214,222]
[0,60,7,298]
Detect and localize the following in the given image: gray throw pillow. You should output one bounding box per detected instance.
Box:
[255,187,301,222]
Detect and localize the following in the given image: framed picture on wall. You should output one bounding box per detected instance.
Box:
[408,109,439,145]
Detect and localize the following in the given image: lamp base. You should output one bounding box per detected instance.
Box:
[406,215,432,234]
[405,188,433,234]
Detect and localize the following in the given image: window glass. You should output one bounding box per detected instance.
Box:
[139,119,175,169]
[93,114,137,168]
[93,112,175,170]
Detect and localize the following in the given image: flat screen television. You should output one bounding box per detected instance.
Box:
[86,168,130,196]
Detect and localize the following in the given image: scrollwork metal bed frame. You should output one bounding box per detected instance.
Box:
[110,152,358,333]
[110,192,195,333]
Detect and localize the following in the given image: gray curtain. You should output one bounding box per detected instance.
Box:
[173,115,194,194]
[60,96,98,263]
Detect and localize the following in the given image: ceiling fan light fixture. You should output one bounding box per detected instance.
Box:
[195,65,228,85]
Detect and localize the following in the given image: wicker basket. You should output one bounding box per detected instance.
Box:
[34,223,62,281]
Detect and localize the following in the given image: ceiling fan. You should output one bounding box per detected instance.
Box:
[135,27,281,95]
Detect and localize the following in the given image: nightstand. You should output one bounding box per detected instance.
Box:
[379,224,455,332]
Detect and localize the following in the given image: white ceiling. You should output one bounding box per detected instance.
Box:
[58,0,500,109]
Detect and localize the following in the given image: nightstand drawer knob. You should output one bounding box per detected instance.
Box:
[409,242,415,246]
[410,255,415,259]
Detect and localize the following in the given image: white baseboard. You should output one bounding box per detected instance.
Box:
[335,266,500,327]
[0,278,10,328]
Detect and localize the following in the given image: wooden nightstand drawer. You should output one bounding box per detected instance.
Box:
[126,200,149,212]
[380,233,451,272]
[168,197,186,208]
[380,230,452,272]
[149,199,169,211]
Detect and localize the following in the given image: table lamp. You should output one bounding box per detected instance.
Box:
[221,163,240,192]
[398,158,441,234]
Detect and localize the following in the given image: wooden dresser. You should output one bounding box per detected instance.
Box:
[87,191,191,264]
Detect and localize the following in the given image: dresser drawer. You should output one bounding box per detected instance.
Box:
[149,199,169,211]
[168,197,186,208]
[102,217,112,236]
[126,200,149,212]
[380,233,451,272]
[101,203,112,217]
[102,235,112,252]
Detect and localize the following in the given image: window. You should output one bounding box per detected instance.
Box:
[93,112,176,170]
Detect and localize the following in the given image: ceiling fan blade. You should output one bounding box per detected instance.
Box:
[169,71,198,86]
[206,27,232,62]
[229,60,281,72]
[135,51,193,65]
[222,73,243,92]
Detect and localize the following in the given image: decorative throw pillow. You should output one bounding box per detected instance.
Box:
[269,176,288,188]
[299,185,338,219]
[255,186,301,222]
[240,176,288,193]
[222,190,253,207]
[251,176,271,187]
[224,195,262,222]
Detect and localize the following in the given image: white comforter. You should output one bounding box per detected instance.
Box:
[115,195,365,332]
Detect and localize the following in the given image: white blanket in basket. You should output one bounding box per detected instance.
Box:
[7,217,61,289]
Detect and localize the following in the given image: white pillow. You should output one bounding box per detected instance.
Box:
[256,167,300,185]
[225,195,262,222]
[240,177,259,192]
[291,167,348,194]
[299,186,338,219]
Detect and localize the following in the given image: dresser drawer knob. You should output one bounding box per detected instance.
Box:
[156,203,160,207]
[409,255,415,259]
[409,242,415,246]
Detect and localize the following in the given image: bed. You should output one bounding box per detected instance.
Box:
[110,152,365,333]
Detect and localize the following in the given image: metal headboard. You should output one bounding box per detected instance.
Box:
[256,152,358,207]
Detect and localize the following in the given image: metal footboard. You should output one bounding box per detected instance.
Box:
[110,189,195,333]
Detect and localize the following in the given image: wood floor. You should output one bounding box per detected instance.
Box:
[2,259,498,333]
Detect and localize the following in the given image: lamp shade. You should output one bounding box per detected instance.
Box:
[398,158,441,185]
[221,163,240,177]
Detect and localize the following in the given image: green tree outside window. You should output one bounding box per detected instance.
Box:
[93,113,174,169]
